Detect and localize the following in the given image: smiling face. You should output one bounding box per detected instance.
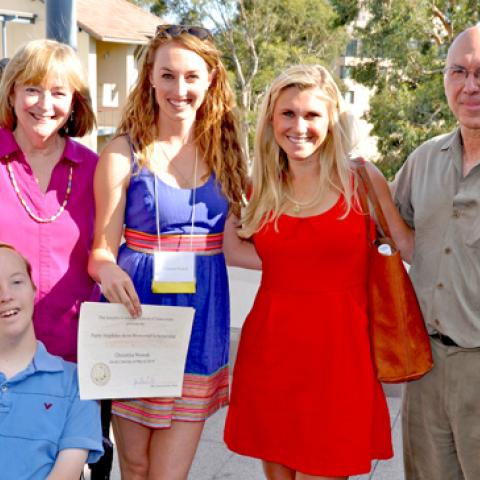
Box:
[11,74,74,143]
[444,27,480,131]
[0,247,35,342]
[271,86,330,165]
[149,41,213,125]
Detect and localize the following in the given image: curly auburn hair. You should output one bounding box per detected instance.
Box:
[117,30,247,216]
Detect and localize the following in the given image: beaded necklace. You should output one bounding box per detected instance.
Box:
[6,160,73,223]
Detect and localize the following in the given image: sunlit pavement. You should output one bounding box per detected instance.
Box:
[85,330,404,480]
[86,266,405,479]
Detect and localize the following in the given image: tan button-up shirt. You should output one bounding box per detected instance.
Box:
[393,128,480,347]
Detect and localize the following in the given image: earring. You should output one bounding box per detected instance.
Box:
[64,110,75,135]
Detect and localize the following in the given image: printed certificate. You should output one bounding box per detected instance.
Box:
[78,302,194,400]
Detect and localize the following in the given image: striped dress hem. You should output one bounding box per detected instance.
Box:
[112,365,229,428]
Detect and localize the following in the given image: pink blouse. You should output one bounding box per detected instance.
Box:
[0,128,100,362]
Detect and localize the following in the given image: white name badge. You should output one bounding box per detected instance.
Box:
[152,251,196,294]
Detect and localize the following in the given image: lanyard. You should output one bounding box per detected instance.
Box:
[153,145,198,251]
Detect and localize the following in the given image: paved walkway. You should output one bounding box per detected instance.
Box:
[87,388,404,480]
[86,326,405,479]
[189,394,403,480]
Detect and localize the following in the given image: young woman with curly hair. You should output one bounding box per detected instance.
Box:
[88,25,260,479]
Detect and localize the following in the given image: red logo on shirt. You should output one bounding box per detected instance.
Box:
[44,403,53,410]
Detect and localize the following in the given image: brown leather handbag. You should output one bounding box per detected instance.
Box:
[355,161,433,383]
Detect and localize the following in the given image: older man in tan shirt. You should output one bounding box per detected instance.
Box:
[393,25,480,480]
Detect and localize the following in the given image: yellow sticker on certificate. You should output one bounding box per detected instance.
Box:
[77,302,195,400]
[152,251,196,293]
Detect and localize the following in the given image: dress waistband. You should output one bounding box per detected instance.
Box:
[124,228,223,255]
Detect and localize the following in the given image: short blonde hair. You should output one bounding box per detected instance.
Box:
[0,39,95,137]
[242,64,355,237]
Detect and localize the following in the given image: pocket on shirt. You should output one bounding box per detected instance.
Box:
[465,223,480,249]
[457,198,480,249]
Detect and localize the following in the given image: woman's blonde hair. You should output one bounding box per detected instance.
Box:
[242,64,356,237]
[117,31,247,216]
[0,39,95,137]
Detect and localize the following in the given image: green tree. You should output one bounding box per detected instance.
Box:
[127,0,168,17]
[165,0,348,158]
[332,0,480,178]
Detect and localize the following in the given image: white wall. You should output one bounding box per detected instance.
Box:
[228,267,261,329]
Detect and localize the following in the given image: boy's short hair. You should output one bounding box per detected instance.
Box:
[0,242,35,287]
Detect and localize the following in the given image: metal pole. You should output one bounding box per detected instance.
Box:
[2,20,7,58]
[46,0,77,49]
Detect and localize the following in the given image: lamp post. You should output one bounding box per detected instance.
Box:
[46,0,77,49]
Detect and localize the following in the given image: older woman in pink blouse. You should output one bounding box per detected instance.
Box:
[0,39,98,362]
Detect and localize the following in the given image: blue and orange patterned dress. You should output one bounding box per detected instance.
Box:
[111,159,230,428]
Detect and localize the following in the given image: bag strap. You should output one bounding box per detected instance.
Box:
[353,157,394,244]
[354,161,373,243]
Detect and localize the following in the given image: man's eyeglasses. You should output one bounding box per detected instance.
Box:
[443,66,480,85]
[155,24,212,41]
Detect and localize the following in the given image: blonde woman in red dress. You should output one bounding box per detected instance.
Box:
[224,64,413,479]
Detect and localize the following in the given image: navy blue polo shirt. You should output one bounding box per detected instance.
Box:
[0,342,103,479]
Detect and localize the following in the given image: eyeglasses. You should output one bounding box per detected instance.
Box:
[155,24,212,41]
[443,66,480,85]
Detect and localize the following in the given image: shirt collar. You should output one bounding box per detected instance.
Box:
[440,128,463,174]
[62,136,85,164]
[0,127,83,165]
[31,341,65,373]
[0,128,20,158]
[439,128,462,152]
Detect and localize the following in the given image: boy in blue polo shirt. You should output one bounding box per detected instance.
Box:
[0,243,103,479]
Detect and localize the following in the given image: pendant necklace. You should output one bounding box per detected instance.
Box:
[156,142,197,189]
[284,189,321,214]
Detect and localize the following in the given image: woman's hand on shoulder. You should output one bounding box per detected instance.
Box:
[363,161,414,263]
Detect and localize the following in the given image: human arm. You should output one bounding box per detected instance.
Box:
[364,162,414,263]
[46,449,88,480]
[390,156,415,229]
[223,213,262,270]
[47,365,103,480]
[87,136,142,317]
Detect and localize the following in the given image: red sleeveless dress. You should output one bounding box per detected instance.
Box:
[224,196,393,476]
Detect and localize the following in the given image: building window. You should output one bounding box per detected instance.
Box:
[344,91,355,104]
[346,40,358,57]
[340,65,352,79]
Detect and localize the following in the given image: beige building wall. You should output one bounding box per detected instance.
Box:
[0,0,44,56]
[95,42,135,152]
[76,30,97,151]
[336,8,379,161]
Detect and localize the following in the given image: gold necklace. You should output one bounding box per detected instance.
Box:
[7,160,73,223]
[284,189,321,214]
[156,142,197,189]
